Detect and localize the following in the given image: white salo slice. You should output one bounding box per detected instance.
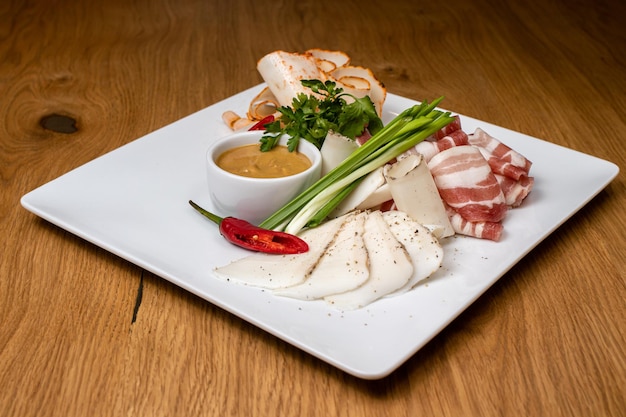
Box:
[382,210,444,296]
[324,211,414,310]
[212,215,347,289]
[384,153,454,238]
[274,211,369,300]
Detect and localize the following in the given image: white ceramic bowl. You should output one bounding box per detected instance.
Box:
[206,130,322,225]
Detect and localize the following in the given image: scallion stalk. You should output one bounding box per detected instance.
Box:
[259,97,454,234]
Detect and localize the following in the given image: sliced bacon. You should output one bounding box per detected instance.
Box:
[495,174,534,207]
[445,205,503,241]
[388,124,533,241]
[433,129,469,153]
[433,114,462,139]
[468,128,532,180]
[407,129,470,163]
[478,150,530,180]
[387,122,533,241]
[428,146,508,223]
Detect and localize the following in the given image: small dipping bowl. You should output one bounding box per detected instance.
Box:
[206,130,322,225]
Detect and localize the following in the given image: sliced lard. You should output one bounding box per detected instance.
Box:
[324,211,413,310]
[384,153,454,238]
[330,167,386,217]
[382,210,444,295]
[320,131,359,176]
[274,212,369,300]
[212,215,345,289]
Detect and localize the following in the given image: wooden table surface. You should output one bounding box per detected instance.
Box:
[2,0,624,415]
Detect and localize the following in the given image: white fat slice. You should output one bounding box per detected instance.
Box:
[330,167,386,217]
[382,210,443,295]
[212,215,346,289]
[324,211,413,310]
[274,212,369,300]
[256,51,324,108]
[320,131,359,176]
[356,182,391,210]
[384,153,454,238]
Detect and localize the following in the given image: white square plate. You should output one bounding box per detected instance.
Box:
[21,85,619,379]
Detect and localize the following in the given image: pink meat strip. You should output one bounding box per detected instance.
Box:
[433,114,462,139]
[428,145,508,223]
[408,129,470,162]
[495,174,534,207]
[468,128,532,180]
[383,117,534,241]
[445,205,503,241]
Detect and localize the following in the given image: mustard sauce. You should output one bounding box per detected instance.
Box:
[216,144,312,178]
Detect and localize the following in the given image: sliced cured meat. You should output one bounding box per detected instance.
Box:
[382,211,444,294]
[428,145,508,223]
[273,212,369,300]
[445,205,503,242]
[495,174,534,207]
[384,153,454,238]
[331,167,386,217]
[437,129,469,149]
[432,114,462,139]
[468,128,532,180]
[320,131,360,176]
[410,129,470,163]
[479,152,529,180]
[324,211,413,310]
[212,215,345,289]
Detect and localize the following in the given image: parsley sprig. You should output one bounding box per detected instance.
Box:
[260,79,384,152]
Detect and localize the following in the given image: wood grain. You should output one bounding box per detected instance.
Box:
[1,0,624,416]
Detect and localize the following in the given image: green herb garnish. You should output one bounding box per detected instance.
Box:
[259,97,455,234]
[260,79,384,152]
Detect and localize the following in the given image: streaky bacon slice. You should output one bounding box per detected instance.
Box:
[406,129,470,163]
[480,153,529,180]
[433,115,462,139]
[468,128,532,180]
[495,174,534,207]
[439,129,469,146]
[445,205,503,241]
[428,145,508,223]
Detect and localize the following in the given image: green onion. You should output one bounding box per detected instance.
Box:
[259,97,454,234]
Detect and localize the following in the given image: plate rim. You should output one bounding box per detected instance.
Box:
[20,86,620,379]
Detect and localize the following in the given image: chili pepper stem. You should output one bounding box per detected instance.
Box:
[188,199,309,254]
[189,200,223,225]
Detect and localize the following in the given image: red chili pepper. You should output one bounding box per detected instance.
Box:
[189,200,309,254]
[248,115,275,131]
